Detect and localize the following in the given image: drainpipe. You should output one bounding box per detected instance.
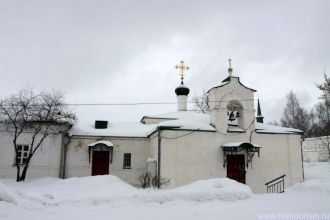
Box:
[59,134,72,179]
[249,129,255,143]
[157,126,161,189]
[300,137,305,181]
[59,133,65,178]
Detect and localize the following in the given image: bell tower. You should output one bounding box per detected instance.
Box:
[207,59,256,133]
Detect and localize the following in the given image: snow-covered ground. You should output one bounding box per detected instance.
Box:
[1,163,330,220]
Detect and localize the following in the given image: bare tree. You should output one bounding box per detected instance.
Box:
[280,91,310,137]
[317,73,330,100]
[0,88,76,181]
[139,171,152,189]
[138,171,171,188]
[192,90,210,114]
[315,74,330,158]
[316,74,330,133]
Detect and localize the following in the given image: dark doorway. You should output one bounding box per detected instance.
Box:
[91,151,110,176]
[227,154,246,184]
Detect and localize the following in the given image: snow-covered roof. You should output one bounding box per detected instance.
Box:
[88,140,114,147]
[207,76,257,93]
[70,111,216,137]
[142,111,216,131]
[222,142,261,148]
[255,123,303,134]
[70,121,156,137]
[70,111,301,137]
[228,125,245,132]
[144,111,302,134]
[146,157,157,162]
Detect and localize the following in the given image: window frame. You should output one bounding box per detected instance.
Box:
[123,153,131,169]
[16,144,30,165]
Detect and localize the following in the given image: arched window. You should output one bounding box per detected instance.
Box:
[227,100,243,127]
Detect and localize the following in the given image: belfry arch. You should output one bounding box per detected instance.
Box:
[227,100,244,128]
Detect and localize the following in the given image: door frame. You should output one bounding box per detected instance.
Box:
[226,154,246,184]
[91,150,110,176]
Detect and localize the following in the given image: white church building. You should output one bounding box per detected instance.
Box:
[0,60,304,193]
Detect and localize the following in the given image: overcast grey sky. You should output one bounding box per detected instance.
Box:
[0,0,329,123]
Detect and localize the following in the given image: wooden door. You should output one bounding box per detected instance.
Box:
[91,151,110,176]
[227,154,246,184]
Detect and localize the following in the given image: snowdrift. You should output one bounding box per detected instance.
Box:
[288,162,330,193]
[0,175,252,207]
[0,181,17,204]
[171,178,252,201]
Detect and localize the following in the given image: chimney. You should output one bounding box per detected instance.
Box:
[95,120,108,129]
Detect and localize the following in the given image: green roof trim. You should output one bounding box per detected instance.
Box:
[207,76,257,94]
[221,76,231,83]
[255,128,303,135]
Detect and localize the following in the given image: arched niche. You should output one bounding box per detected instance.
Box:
[227,100,244,128]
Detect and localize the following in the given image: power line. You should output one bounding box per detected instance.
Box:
[64,99,255,106]
[0,99,255,107]
[0,98,256,107]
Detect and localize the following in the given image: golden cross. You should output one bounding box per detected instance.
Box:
[175,60,189,81]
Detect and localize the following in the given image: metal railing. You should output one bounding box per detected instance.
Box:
[265,175,286,193]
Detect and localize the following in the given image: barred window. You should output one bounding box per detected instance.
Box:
[123,153,131,169]
[17,145,30,165]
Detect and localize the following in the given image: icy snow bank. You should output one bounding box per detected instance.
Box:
[139,178,252,204]
[0,181,17,204]
[288,162,330,193]
[51,176,252,205]
[171,178,252,201]
[0,176,252,208]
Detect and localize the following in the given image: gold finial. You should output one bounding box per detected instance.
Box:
[228,58,233,76]
[175,60,189,83]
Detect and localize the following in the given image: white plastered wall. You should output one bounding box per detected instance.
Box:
[65,136,151,187]
[158,129,303,193]
[247,133,303,193]
[0,132,64,179]
[159,130,222,187]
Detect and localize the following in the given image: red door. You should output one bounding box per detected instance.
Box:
[91,151,110,176]
[227,154,246,184]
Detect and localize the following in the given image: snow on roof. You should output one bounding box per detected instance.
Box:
[206,80,230,93]
[255,122,303,134]
[70,121,156,137]
[70,111,216,137]
[222,142,261,148]
[222,142,245,147]
[228,125,245,132]
[303,136,329,141]
[146,157,157,162]
[70,110,302,137]
[88,140,114,147]
[143,111,216,131]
